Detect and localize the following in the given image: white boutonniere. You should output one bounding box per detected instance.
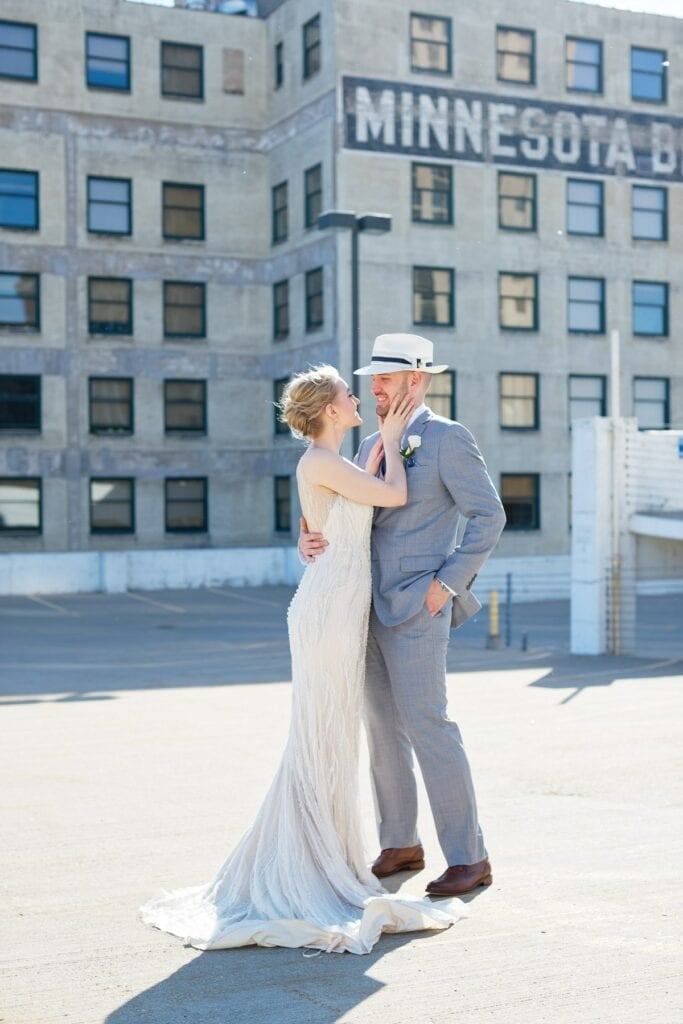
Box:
[400,435,422,465]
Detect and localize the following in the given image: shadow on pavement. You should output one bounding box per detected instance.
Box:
[105,930,442,1024]
[2,587,682,700]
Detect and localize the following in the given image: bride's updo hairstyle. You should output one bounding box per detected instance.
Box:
[279,364,341,440]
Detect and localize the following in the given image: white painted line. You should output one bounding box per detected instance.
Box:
[126,592,184,614]
[25,595,79,616]
[207,587,283,609]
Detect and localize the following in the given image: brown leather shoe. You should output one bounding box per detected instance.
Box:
[371,844,425,879]
[426,857,492,896]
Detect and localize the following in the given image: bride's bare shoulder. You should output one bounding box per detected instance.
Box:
[297,448,347,491]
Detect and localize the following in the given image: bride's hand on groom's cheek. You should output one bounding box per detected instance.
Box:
[299,516,329,563]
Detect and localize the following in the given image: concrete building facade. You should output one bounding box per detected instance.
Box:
[0,0,681,590]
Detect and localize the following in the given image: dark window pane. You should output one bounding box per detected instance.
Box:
[88,278,132,334]
[501,474,539,530]
[274,475,291,531]
[161,42,203,98]
[89,378,133,433]
[163,282,205,337]
[165,477,207,531]
[164,379,206,432]
[0,375,40,430]
[303,15,321,80]
[273,279,289,340]
[305,268,323,331]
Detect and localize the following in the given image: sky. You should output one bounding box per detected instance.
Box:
[126,0,681,12]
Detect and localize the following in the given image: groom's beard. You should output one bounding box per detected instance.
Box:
[375,392,409,418]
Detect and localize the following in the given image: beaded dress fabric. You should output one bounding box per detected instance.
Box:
[140,463,465,954]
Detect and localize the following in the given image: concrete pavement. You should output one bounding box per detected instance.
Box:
[1,586,681,1024]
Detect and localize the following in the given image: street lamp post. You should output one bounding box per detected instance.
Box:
[318,210,392,452]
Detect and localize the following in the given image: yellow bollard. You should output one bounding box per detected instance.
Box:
[486,589,501,649]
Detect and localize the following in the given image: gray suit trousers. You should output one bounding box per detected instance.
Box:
[363,600,486,867]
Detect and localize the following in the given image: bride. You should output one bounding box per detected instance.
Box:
[140,365,466,955]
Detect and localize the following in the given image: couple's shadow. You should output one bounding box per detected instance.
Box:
[106,886,485,1024]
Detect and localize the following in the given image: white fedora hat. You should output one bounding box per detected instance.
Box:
[354,333,448,376]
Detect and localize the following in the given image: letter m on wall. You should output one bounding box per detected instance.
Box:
[350,85,396,148]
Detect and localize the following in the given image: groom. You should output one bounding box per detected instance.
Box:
[300,333,506,896]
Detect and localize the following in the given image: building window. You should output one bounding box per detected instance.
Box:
[272,181,287,245]
[0,169,38,230]
[427,370,456,420]
[163,282,205,338]
[87,176,132,235]
[165,478,207,532]
[568,375,607,424]
[410,14,451,74]
[632,185,667,241]
[85,32,130,91]
[305,268,323,331]
[413,267,454,326]
[496,26,535,85]
[0,21,37,81]
[274,475,291,532]
[567,178,603,236]
[498,172,536,231]
[633,281,668,337]
[161,41,203,99]
[501,474,540,530]
[412,163,453,224]
[568,277,605,334]
[90,478,134,533]
[565,36,602,93]
[0,478,41,532]
[499,373,539,430]
[631,46,667,103]
[88,277,132,335]
[302,14,321,80]
[274,378,289,435]
[0,375,40,431]
[274,41,283,89]
[162,183,204,241]
[0,272,39,331]
[89,378,133,435]
[499,273,537,330]
[633,377,669,429]
[304,164,322,230]
[164,379,206,434]
[273,279,289,340]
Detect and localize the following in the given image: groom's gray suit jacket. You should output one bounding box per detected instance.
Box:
[357,409,506,629]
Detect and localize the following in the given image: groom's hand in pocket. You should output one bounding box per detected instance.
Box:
[299,516,329,563]
[424,578,451,616]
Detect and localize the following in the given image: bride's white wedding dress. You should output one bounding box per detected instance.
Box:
[140,472,466,954]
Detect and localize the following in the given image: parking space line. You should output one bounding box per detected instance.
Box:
[207,587,284,609]
[25,595,79,616]
[126,592,185,614]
